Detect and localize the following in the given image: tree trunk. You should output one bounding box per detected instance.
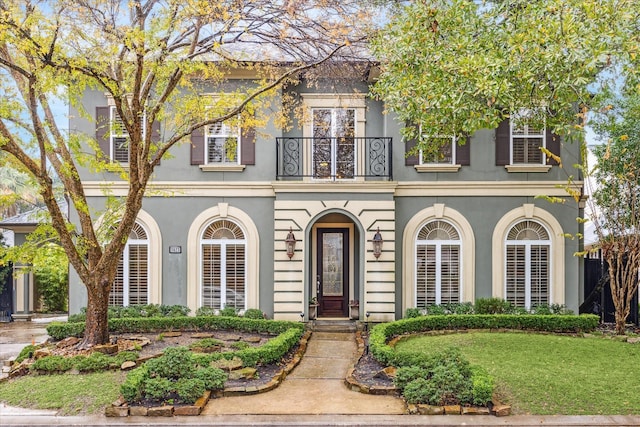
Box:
[78,277,111,348]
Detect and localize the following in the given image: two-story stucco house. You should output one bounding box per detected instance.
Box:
[68,69,584,322]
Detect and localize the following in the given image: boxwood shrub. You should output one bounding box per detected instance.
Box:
[47,315,304,340]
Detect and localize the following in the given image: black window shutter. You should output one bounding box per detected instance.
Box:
[495,119,510,166]
[456,136,471,166]
[241,125,255,165]
[546,128,560,166]
[95,106,110,159]
[190,126,205,165]
[405,122,419,166]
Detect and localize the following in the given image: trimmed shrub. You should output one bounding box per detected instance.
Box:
[121,365,149,402]
[194,366,227,390]
[219,306,238,317]
[394,365,429,391]
[243,308,265,319]
[67,304,191,323]
[145,346,196,380]
[471,367,494,406]
[405,308,422,319]
[30,355,74,372]
[15,344,37,363]
[144,377,174,401]
[474,298,513,314]
[399,348,474,406]
[47,315,303,340]
[174,378,206,404]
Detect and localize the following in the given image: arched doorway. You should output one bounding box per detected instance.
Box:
[310,212,360,318]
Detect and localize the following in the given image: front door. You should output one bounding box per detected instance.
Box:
[317,228,349,317]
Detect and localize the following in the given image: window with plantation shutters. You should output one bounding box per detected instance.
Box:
[201,220,246,310]
[511,111,544,164]
[110,222,149,306]
[415,220,461,307]
[505,220,550,309]
[206,121,240,164]
[110,106,131,162]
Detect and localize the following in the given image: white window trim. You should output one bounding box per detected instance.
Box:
[310,107,357,181]
[504,238,551,310]
[301,93,366,182]
[109,106,146,164]
[415,232,462,306]
[403,204,475,313]
[187,203,260,314]
[117,237,150,307]
[98,211,162,307]
[204,117,241,166]
[414,133,461,173]
[200,229,247,310]
[509,109,546,166]
[492,204,564,306]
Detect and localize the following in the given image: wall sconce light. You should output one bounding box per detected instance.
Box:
[372,227,383,259]
[285,227,297,259]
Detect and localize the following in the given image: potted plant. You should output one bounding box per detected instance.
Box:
[349,300,359,320]
[309,297,319,320]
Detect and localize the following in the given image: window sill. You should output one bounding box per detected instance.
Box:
[505,165,552,173]
[414,164,461,173]
[199,164,246,172]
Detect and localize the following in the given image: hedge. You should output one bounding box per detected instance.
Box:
[190,326,304,367]
[369,314,600,366]
[46,315,304,341]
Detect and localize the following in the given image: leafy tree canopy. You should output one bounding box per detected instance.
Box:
[371,0,640,142]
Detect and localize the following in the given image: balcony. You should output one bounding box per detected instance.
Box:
[276,137,393,181]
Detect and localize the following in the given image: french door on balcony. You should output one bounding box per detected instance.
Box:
[312,108,356,180]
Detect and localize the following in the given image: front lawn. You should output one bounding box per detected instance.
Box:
[394,332,640,415]
[0,371,126,415]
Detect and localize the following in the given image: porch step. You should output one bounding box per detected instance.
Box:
[311,319,357,333]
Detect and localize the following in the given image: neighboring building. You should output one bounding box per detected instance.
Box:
[0,200,69,320]
[68,72,584,322]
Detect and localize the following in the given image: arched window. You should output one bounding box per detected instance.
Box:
[200,219,247,310]
[415,220,461,306]
[110,222,149,306]
[505,220,550,309]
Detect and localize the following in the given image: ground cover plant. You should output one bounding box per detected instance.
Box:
[394,332,640,414]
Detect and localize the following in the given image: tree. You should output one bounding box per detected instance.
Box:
[588,86,640,334]
[371,0,640,329]
[371,0,639,143]
[0,0,375,347]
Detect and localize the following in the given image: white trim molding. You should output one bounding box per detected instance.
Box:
[403,204,476,313]
[491,204,565,305]
[135,210,163,305]
[186,204,260,315]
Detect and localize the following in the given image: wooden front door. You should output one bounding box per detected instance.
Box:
[317,228,349,317]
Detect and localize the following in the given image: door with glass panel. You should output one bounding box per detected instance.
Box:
[317,228,349,317]
[312,108,355,180]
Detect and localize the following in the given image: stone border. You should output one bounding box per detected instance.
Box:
[344,330,399,396]
[107,330,312,417]
[344,330,511,417]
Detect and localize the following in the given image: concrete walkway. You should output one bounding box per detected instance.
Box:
[202,331,406,415]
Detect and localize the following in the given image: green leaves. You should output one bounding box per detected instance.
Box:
[372,0,639,143]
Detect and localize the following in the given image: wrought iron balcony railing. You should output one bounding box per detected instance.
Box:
[276,137,392,181]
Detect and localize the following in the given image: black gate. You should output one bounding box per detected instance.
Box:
[0,263,12,322]
[581,256,638,325]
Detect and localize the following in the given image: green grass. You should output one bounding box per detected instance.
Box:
[0,371,127,415]
[394,332,640,415]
